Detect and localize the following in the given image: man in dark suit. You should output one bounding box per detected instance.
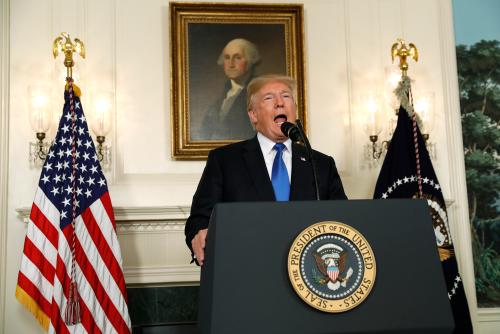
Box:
[185,75,347,265]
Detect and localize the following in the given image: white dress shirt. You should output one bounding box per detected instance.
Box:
[257,132,292,183]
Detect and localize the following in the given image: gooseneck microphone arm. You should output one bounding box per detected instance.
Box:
[281,120,320,200]
[295,120,320,201]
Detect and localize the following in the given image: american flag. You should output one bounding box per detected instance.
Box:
[16,82,131,333]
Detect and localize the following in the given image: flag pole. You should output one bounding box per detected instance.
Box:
[391,39,424,198]
[53,32,85,325]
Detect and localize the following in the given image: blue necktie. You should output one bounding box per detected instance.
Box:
[272,143,290,201]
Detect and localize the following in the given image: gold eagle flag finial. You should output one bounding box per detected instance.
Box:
[391,38,418,77]
[52,32,85,79]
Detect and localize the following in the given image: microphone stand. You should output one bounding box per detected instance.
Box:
[295,120,320,201]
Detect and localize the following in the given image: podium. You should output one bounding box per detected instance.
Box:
[198,199,454,334]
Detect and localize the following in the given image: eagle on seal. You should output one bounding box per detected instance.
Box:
[313,244,353,291]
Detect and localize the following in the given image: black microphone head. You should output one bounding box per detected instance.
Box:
[280,122,301,142]
[280,121,294,135]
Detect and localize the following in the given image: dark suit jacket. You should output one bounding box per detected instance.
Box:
[185,136,347,253]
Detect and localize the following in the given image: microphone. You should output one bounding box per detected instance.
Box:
[280,122,301,142]
[280,120,320,201]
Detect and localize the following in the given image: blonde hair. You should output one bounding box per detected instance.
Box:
[247,74,297,110]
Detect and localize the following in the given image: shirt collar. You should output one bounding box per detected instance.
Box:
[257,132,292,154]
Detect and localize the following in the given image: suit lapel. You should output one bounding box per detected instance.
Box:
[290,143,314,200]
[242,137,276,201]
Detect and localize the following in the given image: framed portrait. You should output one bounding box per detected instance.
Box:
[170,2,306,159]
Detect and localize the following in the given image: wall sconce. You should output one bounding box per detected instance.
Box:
[362,40,434,162]
[361,65,436,161]
[88,92,112,168]
[28,87,113,168]
[362,87,436,161]
[361,93,389,160]
[28,85,53,165]
[359,67,406,162]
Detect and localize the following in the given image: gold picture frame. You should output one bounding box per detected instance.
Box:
[170,2,306,160]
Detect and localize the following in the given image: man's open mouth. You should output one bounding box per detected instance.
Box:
[274,114,287,125]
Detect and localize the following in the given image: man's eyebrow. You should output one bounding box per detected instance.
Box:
[261,91,275,96]
[260,89,292,95]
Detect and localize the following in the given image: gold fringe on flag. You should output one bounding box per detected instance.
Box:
[15,285,50,332]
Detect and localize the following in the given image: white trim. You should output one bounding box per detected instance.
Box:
[0,0,9,332]
[438,0,481,330]
[123,265,200,285]
[113,205,190,221]
[16,205,190,223]
[117,221,186,234]
[477,308,500,323]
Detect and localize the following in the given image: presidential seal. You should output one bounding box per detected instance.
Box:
[288,222,376,313]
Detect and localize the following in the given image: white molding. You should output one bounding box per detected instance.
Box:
[477,308,500,323]
[117,220,186,234]
[16,205,191,224]
[123,265,200,285]
[113,205,190,221]
[0,0,9,332]
[438,0,481,330]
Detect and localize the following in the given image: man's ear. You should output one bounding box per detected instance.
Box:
[247,109,257,124]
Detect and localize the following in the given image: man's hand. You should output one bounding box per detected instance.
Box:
[191,229,208,266]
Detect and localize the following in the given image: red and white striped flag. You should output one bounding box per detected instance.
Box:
[16,81,131,333]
